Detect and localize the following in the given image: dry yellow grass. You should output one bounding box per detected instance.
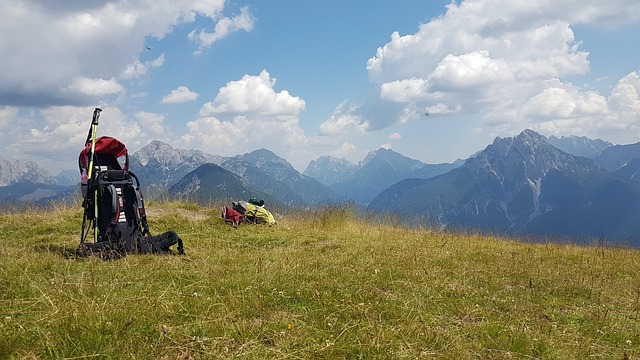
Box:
[1,202,639,359]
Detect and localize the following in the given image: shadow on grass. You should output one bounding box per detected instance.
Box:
[33,243,127,261]
[32,243,80,259]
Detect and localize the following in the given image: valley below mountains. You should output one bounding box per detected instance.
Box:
[3,129,640,246]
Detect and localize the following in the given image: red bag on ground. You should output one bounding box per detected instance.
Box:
[222,206,243,227]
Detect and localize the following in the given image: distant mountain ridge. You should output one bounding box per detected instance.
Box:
[168,163,281,207]
[219,156,307,206]
[304,156,358,185]
[130,140,224,191]
[0,157,75,204]
[0,181,74,205]
[134,140,224,168]
[368,129,640,245]
[304,148,461,204]
[131,142,341,207]
[228,149,342,206]
[548,135,612,159]
[0,157,56,186]
[594,143,640,172]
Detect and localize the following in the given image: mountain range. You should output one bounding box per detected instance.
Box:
[0,157,75,205]
[4,131,640,245]
[167,148,341,208]
[304,149,462,204]
[548,135,612,159]
[0,157,57,186]
[129,140,224,193]
[368,130,640,246]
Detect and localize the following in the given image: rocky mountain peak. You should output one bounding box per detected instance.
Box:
[466,129,598,185]
[239,148,290,168]
[133,140,180,167]
[0,157,56,186]
[132,141,223,169]
[303,155,357,186]
[361,148,394,166]
[515,128,548,149]
[360,147,424,171]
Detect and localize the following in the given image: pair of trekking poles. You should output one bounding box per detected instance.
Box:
[80,108,102,245]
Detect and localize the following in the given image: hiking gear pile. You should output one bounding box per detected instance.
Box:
[222,199,276,227]
[77,108,184,259]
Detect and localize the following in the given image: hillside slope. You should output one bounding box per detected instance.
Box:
[168,163,280,207]
[1,202,639,359]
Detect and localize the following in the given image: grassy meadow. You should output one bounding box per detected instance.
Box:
[1,201,640,359]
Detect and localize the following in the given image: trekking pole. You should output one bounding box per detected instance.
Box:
[87,108,102,242]
[87,108,101,179]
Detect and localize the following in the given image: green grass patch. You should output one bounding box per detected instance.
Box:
[1,202,640,359]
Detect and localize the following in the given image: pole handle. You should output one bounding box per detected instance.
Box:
[92,108,102,125]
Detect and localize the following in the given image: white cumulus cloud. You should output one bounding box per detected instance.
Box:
[199,70,305,119]
[0,0,252,107]
[188,6,254,50]
[0,107,18,130]
[180,70,309,168]
[61,77,125,98]
[319,101,368,135]
[347,0,640,143]
[330,142,356,159]
[388,133,402,140]
[123,54,166,79]
[161,86,199,104]
[135,111,168,137]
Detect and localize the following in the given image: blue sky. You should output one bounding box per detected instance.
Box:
[1,0,640,174]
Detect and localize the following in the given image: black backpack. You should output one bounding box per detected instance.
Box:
[77,126,184,259]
